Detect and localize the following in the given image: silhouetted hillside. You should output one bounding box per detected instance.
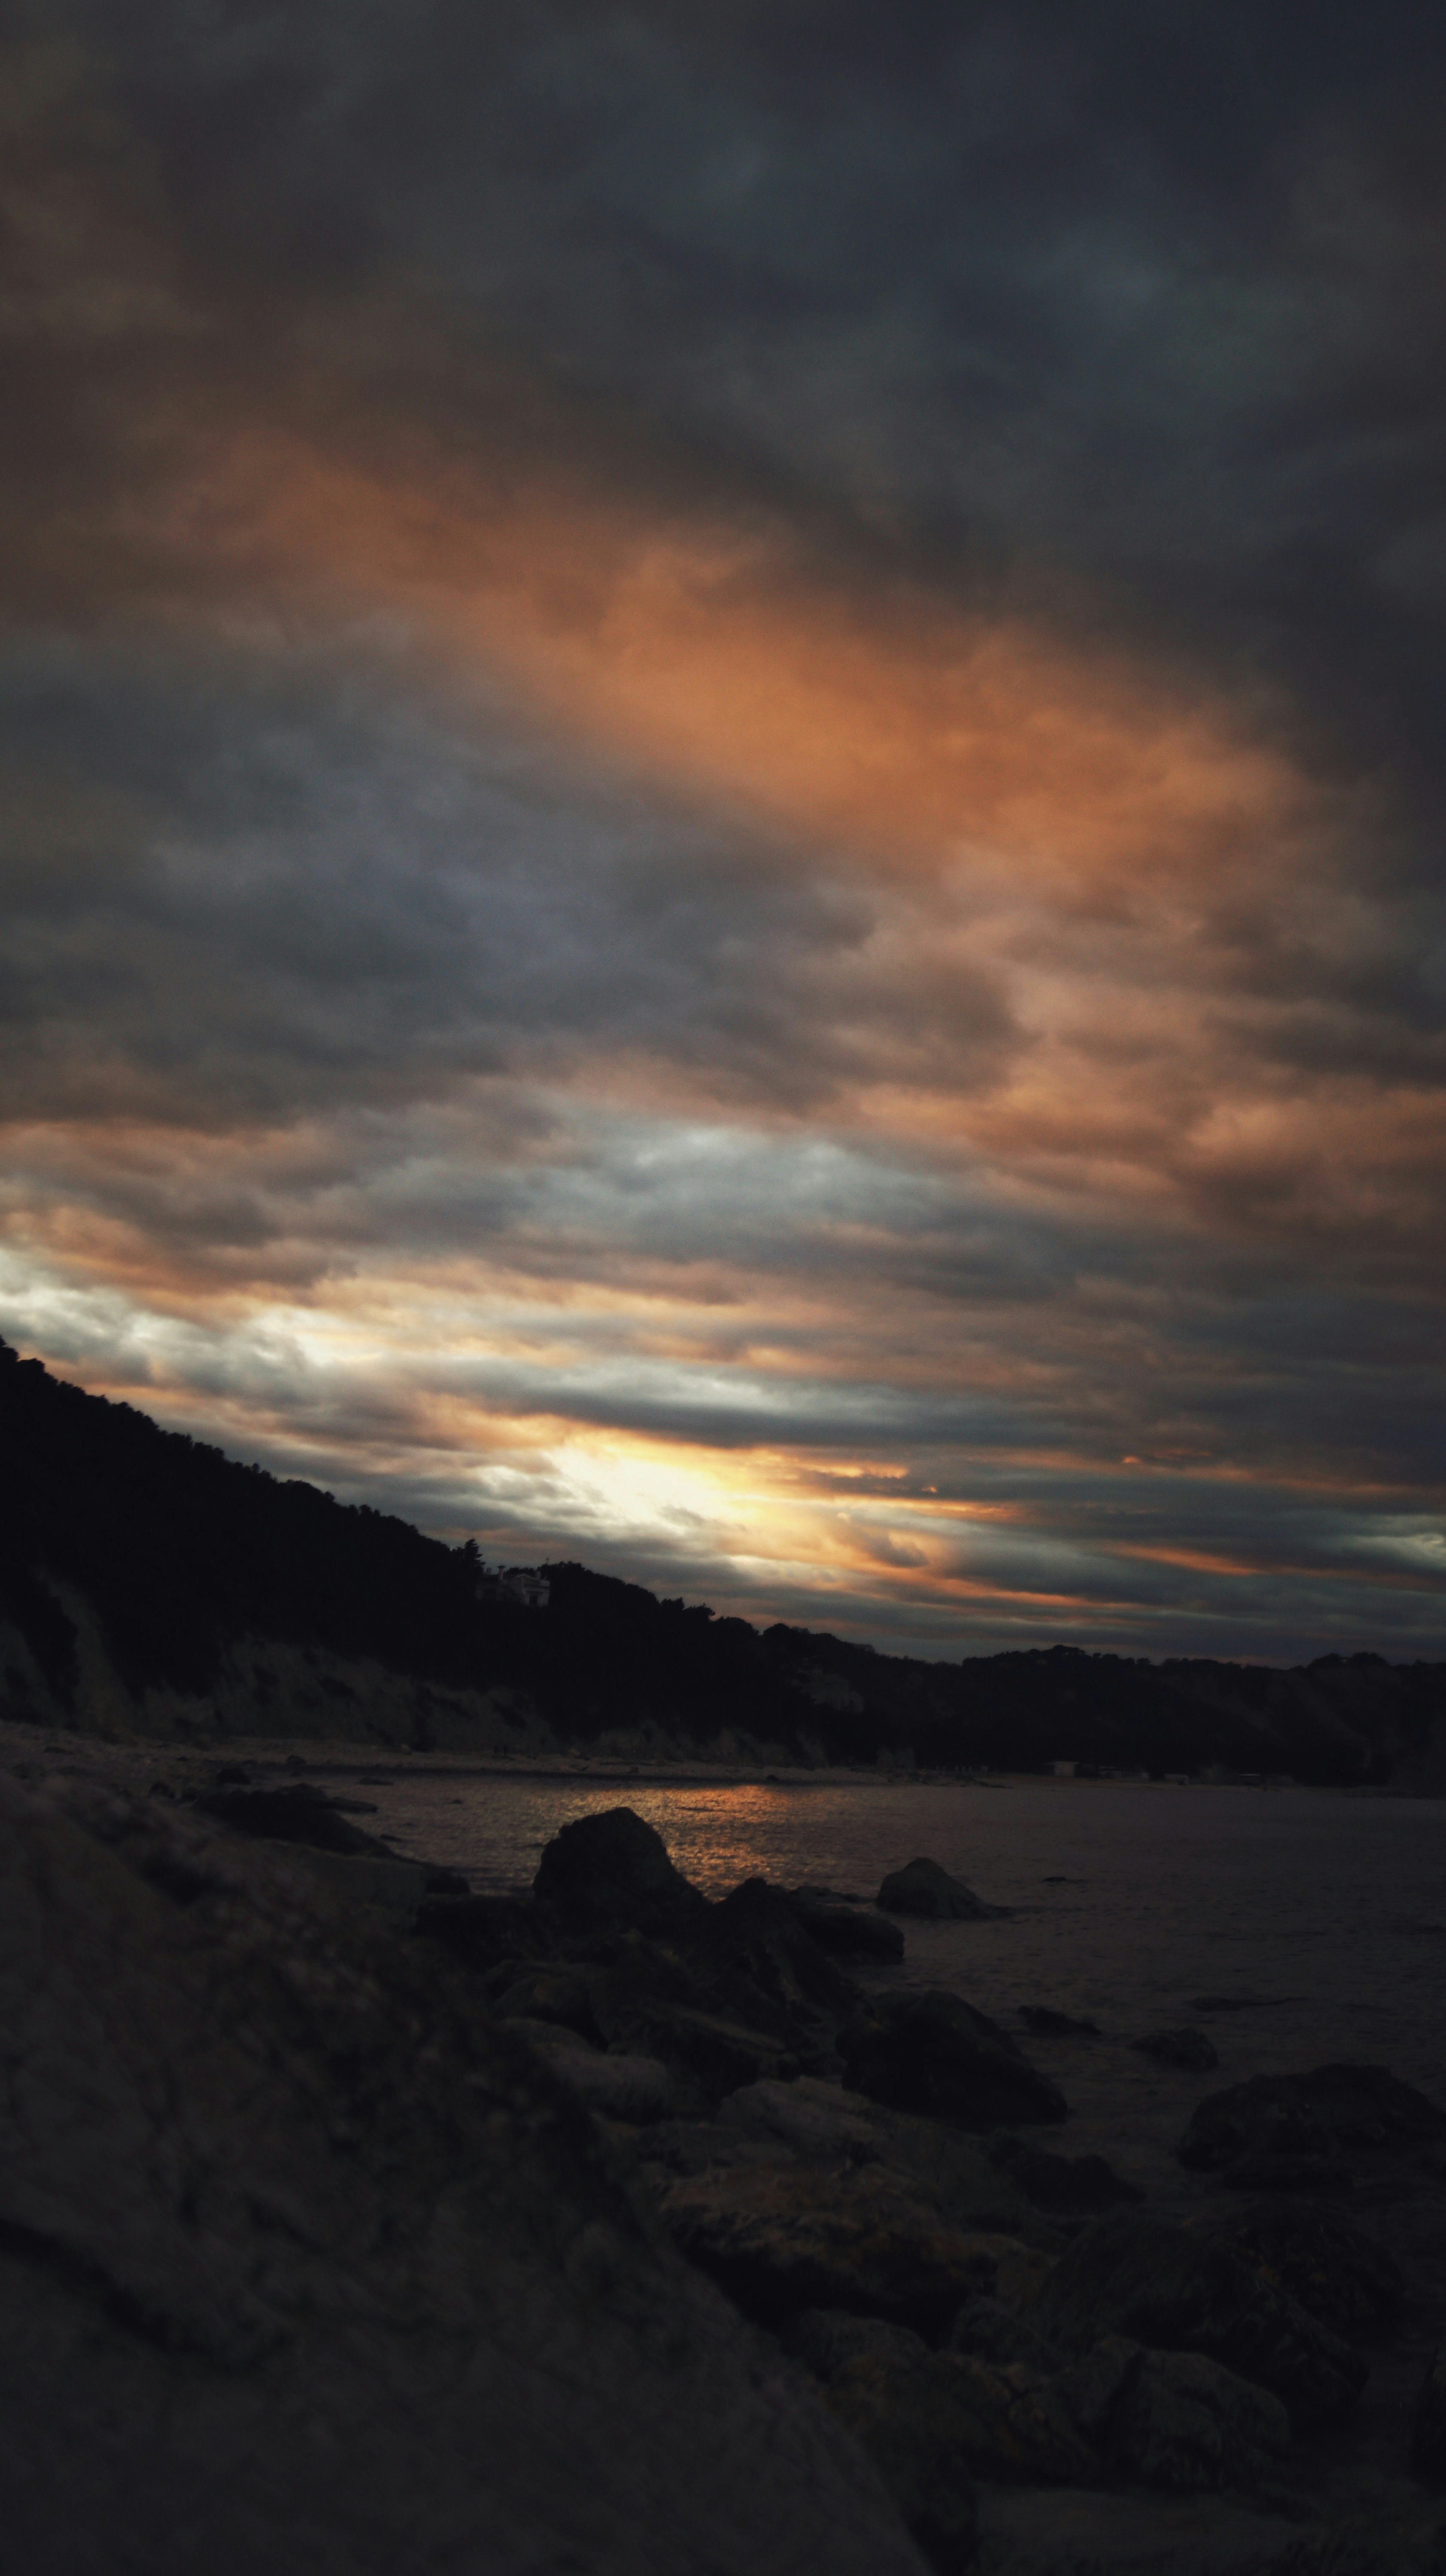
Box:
[3,1339,1443,1782]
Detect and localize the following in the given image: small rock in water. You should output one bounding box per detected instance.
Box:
[1018,2005,1100,2038]
[1130,2027,1220,2071]
[840,1990,1068,2129]
[876,1856,1003,1919]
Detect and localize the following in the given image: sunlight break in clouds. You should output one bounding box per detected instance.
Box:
[1,13,1444,1659]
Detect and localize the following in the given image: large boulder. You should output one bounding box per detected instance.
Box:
[1059,2333,1290,2490]
[1030,2214,1369,2430]
[791,2310,1097,2492]
[1190,2202,1405,2341]
[1178,2066,1446,2175]
[877,1859,1002,1920]
[786,2314,981,2571]
[532,1804,712,1937]
[840,1990,1068,2129]
[656,2160,1044,2336]
[0,1773,929,2576]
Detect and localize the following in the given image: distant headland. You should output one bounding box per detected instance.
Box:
[3,1339,1443,1789]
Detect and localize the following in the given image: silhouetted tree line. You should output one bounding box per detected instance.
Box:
[2,1338,1441,1780]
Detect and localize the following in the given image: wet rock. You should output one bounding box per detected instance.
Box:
[949,2294,1066,2374]
[1178,2066,1446,2174]
[533,1805,711,1939]
[1019,2006,1101,2037]
[1191,2203,1405,2339]
[1132,2027,1221,2071]
[786,1887,907,1963]
[877,1857,1002,1919]
[195,1782,392,1858]
[719,2078,1059,2243]
[784,2313,981,2572]
[0,1774,928,2576]
[1415,2344,1446,2484]
[1030,2214,1369,2428]
[987,2133,1145,2215]
[840,1990,1069,2130]
[1059,2334,1290,2489]
[1269,2505,1446,2574]
[657,2161,1040,2336]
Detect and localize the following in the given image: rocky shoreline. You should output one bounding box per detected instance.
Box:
[3,1732,1443,2575]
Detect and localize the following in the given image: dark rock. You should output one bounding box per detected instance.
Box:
[422,1866,470,1896]
[1222,2153,1356,2196]
[790,2309,1095,2492]
[784,2313,981,2571]
[718,2078,1060,2244]
[840,1990,1068,2129]
[1058,2333,1290,2489]
[1269,2506,1446,2574]
[949,2294,1066,2374]
[693,1877,863,2038]
[622,2001,803,2101]
[195,1782,392,1858]
[1179,2066,1446,2173]
[1018,2006,1100,2037]
[877,1858,1002,1920]
[635,2119,796,2180]
[657,2161,1042,2336]
[414,1892,556,1974]
[987,2133,1144,2215]
[1191,2203,1405,2340]
[1130,2027,1220,2071]
[1415,2345,1446,2484]
[512,2028,683,2125]
[0,1774,927,2576]
[488,1965,601,2042]
[787,1887,907,1963]
[533,1805,711,1938]
[1030,2213,1369,2428]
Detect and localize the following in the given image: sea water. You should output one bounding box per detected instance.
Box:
[329,1769,1446,2205]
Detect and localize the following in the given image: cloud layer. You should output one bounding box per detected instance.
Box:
[3,5,1444,1657]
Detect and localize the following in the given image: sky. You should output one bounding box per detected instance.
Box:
[3,0,1445,1662]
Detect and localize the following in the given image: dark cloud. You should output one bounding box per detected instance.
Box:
[2,3,1444,1658]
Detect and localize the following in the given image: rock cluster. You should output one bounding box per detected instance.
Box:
[8,1779,1443,2576]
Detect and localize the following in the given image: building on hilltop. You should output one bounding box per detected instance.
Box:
[473,1562,551,1611]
